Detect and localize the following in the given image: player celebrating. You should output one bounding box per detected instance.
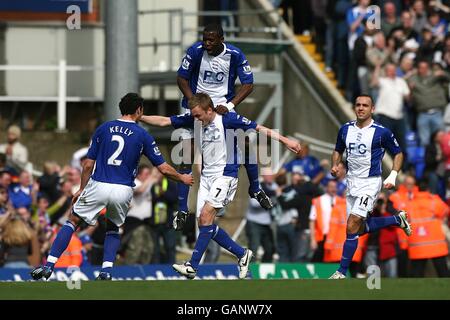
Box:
[140,93,301,279]
[329,94,412,279]
[174,23,272,229]
[30,93,193,281]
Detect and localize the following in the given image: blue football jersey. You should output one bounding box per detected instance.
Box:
[177,42,254,109]
[86,119,165,187]
[335,120,402,178]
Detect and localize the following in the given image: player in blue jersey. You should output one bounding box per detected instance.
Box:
[173,24,273,231]
[329,94,412,279]
[30,93,193,281]
[141,93,301,279]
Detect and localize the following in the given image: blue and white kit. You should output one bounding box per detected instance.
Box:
[335,120,402,217]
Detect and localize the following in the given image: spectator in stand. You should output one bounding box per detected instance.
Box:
[79,234,93,267]
[272,173,299,262]
[67,167,81,195]
[407,60,450,146]
[0,171,12,190]
[33,195,53,258]
[424,130,446,195]
[122,164,155,265]
[366,31,395,100]
[0,186,12,216]
[9,171,38,211]
[277,142,325,185]
[292,172,323,261]
[245,172,276,262]
[439,128,450,180]
[37,161,61,205]
[346,0,371,52]
[48,179,73,225]
[334,0,353,89]
[426,10,447,43]
[0,212,40,268]
[0,125,28,172]
[352,19,377,98]
[381,1,402,38]
[411,0,428,34]
[416,27,441,64]
[149,167,178,264]
[280,0,313,35]
[372,62,410,156]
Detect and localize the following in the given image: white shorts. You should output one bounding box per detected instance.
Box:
[196,175,238,217]
[345,176,382,218]
[73,179,133,227]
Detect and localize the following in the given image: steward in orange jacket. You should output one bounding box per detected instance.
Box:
[323,197,368,263]
[405,181,449,277]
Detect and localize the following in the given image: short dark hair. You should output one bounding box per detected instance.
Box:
[203,24,224,38]
[119,93,144,115]
[418,178,429,191]
[355,94,374,106]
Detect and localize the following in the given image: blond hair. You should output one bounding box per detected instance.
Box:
[187,93,214,111]
[2,218,32,247]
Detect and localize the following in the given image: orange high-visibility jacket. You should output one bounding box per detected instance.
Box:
[312,195,345,242]
[323,198,368,263]
[389,186,417,251]
[54,234,83,268]
[405,191,449,260]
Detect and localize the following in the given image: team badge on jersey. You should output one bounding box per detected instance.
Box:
[243,65,252,74]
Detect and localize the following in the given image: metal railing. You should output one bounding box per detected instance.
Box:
[0,60,103,131]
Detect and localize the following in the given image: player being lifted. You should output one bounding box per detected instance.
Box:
[30,93,193,281]
[140,93,301,279]
[173,23,273,230]
[329,95,412,279]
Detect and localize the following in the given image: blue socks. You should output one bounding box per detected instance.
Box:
[212,226,245,259]
[177,168,192,212]
[46,221,76,269]
[101,231,121,273]
[245,163,261,195]
[362,216,400,235]
[337,233,359,275]
[190,225,216,269]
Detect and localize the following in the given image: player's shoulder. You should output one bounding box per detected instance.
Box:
[371,121,392,134]
[340,120,355,130]
[187,41,204,54]
[224,43,245,56]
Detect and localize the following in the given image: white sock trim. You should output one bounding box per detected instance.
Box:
[47,255,58,263]
[102,261,113,269]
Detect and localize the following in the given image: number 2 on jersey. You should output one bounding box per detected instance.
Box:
[107,135,124,166]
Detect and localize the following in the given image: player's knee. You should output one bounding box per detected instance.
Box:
[347,216,363,234]
[68,212,84,229]
[198,212,213,227]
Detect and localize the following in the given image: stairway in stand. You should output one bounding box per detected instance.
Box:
[295,34,343,96]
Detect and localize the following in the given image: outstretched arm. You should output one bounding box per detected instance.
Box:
[157,162,194,186]
[255,124,301,154]
[140,115,172,127]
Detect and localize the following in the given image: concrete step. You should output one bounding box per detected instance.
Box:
[302,43,316,55]
[296,34,312,44]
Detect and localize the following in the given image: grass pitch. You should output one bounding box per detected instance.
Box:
[0,279,449,300]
